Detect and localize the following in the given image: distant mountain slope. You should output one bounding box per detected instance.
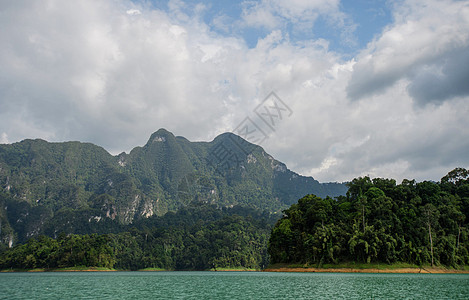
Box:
[0,129,347,245]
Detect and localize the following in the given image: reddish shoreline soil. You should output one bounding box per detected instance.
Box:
[263,267,469,274]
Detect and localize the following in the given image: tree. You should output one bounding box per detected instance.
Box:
[268,172,469,268]
[441,168,469,186]
[421,204,438,266]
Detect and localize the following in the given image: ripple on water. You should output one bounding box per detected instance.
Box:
[0,272,468,300]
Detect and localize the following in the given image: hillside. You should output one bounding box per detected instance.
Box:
[268,168,469,268]
[0,204,274,271]
[0,129,347,245]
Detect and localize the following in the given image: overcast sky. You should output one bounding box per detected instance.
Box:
[1,0,468,183]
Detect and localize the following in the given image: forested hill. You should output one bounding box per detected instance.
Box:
[0,129,346,245]
[1,169,467,271]
[0,204,275,271]
[268,168,469,268]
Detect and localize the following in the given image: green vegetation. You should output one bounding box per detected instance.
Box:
[270,262,422,270]
[0,234,115,270]
[2,129,465,271]
[1,168,468,272]
[0,204,273,271]
[0,129,346,245]
[268,168,469,269]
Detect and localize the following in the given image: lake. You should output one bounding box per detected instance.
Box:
[1,271,468,299]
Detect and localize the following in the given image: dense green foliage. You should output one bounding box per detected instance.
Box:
[0,204,273,270]
[0,129,346,245]
[0,234,116,269]
[3,168,468,271]
[269,168,469,268]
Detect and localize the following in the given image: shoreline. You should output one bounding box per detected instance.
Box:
[0,267,258,273]
[262,267,469,274]
[2,266,469,274]
[1,267,117,273]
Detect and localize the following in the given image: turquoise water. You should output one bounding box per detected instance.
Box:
[1,271,468,299]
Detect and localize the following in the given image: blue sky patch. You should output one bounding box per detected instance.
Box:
[138,0,393,54]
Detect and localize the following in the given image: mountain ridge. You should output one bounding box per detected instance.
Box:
[0,129,347,245]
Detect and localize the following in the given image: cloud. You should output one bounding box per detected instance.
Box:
[239,0,355,44]
[0,0,468,184]
[407,47,469,105]
[126,9,141,16]
[347,0,469,106]
[287,82,469,182]
[0,133,9,144]
[241,0,340,29]
[0,0,245,151]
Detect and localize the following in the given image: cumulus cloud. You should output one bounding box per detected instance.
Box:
[347,0,469,106]
[0,0,244,151]
[0,0,468,183]
[407,47,469,105]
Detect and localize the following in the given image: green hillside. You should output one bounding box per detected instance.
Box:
[0,204,274,271]
[0,129,346,245]
[268,168,469,268]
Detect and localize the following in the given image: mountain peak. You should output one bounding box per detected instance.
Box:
[0,129,348,242]
[147,128,174,145]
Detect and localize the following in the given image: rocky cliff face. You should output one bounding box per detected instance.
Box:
[0,129,347,244]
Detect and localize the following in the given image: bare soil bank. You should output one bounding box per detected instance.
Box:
[263,267,469,274]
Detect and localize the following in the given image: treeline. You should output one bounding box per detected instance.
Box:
[269,168,469,268]
[0,234,115,269]
[3,168,468,271]
[0,204,273,270]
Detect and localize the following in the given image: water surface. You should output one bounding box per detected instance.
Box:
[1,271,468,299]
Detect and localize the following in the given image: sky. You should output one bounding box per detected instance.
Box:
[1,0,468,183]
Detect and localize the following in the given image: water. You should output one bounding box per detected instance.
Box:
[1,271,468,299]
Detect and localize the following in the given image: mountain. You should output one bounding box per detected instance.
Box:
[0,129,347,245]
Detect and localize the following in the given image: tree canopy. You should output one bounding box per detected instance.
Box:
[269,168,469,268]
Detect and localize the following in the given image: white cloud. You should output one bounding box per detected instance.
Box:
[0,0,468,184]
[126,9,141,16]
[237,0,357,50]
[0,133,9,144]
[241,0,340,30]
[347,0,469,105]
